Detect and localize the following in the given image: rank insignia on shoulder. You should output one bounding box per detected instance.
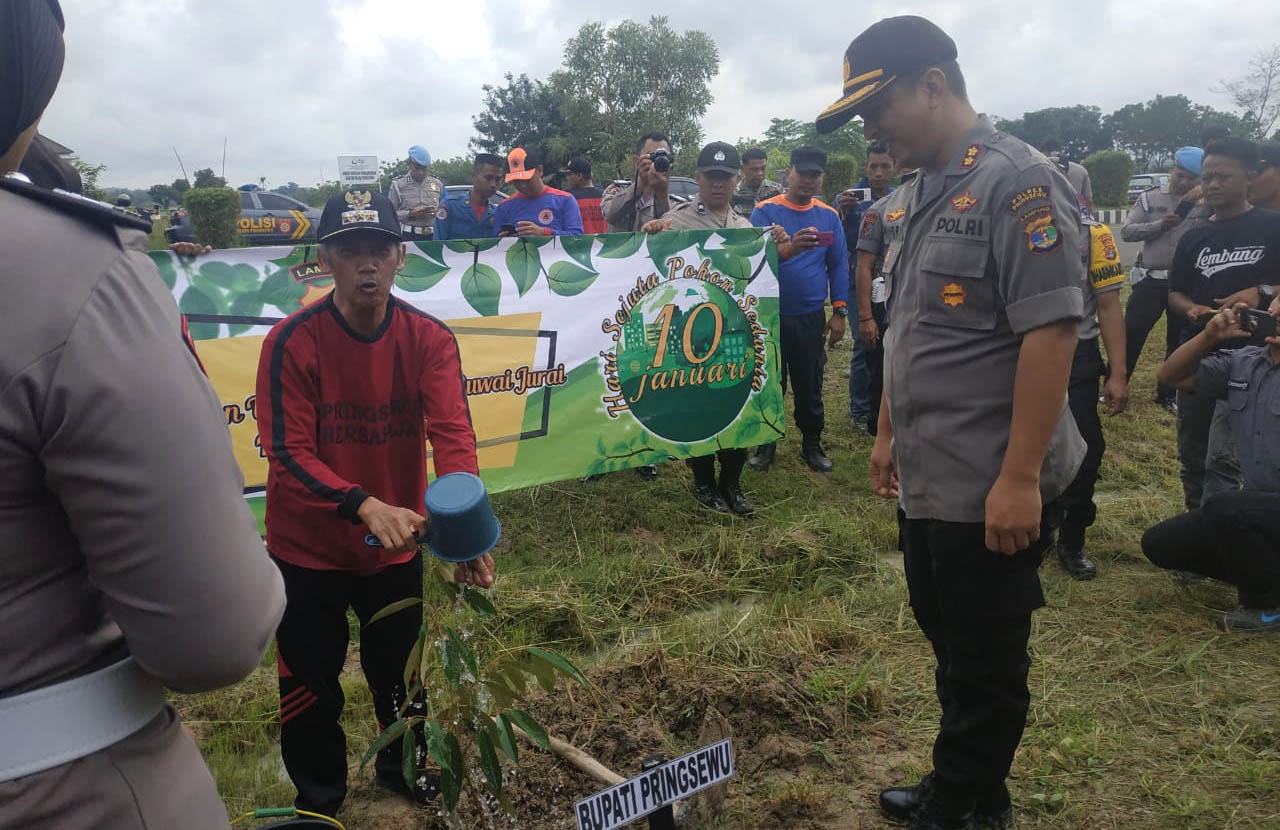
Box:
[960,144,980,169]
[950,190,978,213]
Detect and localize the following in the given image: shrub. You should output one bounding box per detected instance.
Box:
[183,187,240,248]
[821,153,859,203]
[1082,150,1136,208]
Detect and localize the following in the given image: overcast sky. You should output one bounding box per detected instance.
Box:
[38,0,1280,189]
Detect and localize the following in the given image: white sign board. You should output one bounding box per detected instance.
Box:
[574,739,733,830]
[337,154,379,187]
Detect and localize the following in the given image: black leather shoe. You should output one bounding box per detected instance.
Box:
[910,809,974,830]
[635,464,659,481]
[721,484,754,516]
[1057,545,1098,580]
[747,443,776,472]
[801,438,833,473]
[973,806,1012,830]
[692,482,729,511]
[880,773,932,823]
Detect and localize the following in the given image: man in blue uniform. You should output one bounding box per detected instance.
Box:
[433,153,504,241]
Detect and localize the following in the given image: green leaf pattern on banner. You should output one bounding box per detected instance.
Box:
[179,285,220,340]
[395,253,450,292]
[597,232,646,259]
[461,263,502,316]
[645,229,692,273]
[154,255,177,289]
[560,235,595,270]
[546,261,598,296]
[505,242,542,296]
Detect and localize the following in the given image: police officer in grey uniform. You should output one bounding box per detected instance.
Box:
[0,4,285,826]
[601,131,674,234]
[1121,146,1210,410]
[816,16,1085,830]
[643,141,791,514]
[388,143,445,240]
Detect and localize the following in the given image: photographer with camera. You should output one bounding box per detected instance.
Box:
[602,132,674,234]
[1143,299,1280,632]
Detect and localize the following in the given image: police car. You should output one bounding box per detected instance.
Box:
[606,177,699,202]
[165,189,321,246]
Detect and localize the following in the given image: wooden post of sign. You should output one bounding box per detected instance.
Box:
[641,753,677,830]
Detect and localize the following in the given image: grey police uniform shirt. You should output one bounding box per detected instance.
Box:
[0,180,285,828]
[1194,346,1280,492]
[389,171,446,230]
[856,194,892,304]
[601,180,672,233]
[877,118,1087,523]
[1120,185,1212,273]
[1064,161,1092,208]
[664,198,753,231]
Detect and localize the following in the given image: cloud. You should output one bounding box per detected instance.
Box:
[35,0,1280,188]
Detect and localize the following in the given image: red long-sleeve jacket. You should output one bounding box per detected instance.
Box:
[256,295,478,571]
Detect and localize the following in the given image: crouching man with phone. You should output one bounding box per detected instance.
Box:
[1143,300,1280,632]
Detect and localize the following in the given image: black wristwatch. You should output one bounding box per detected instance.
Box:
[832,306,849,317]
[1258,284,1275,309]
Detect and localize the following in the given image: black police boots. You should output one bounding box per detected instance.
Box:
[720,483,754,516]
[691,482,729,512]
[801,435,833,473]
[880,773,1012,830]
[1057,544,1098,580]
[747,443,776,472]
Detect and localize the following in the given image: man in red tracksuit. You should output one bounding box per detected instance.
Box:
[256,188,494,816]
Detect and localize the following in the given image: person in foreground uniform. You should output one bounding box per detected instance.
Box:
[0,2,286,827]
[816,15,1086,830]
[257,188,494,817]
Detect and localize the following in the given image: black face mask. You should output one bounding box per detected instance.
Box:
[0,0,66,157]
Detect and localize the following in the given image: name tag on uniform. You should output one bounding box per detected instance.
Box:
[1227,379,1250,391]
[929,214,991,242]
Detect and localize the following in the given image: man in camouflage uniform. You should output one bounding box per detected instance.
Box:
[732,147,783,218]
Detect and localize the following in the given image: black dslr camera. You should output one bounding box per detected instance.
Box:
[648,148,673,173]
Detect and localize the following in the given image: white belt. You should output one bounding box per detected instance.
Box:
[0,658,167,782]
[1146,269,1169,279]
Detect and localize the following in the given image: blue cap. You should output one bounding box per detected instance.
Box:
[1174,146,1203,176]
[408,145,431,166]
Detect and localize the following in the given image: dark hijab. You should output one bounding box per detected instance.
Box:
[0,0,65,156]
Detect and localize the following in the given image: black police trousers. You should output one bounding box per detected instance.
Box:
[273,552,426,816]
[863,301,888,436]
[1060,338,1106,551]
[1123,277,1180,403]
[900,505,1059,817]
[777,310,827,438]
[1142,489,1280,609]
[687,449,747,489]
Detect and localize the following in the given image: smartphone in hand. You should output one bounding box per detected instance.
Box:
[500,223,517,235]
[1241,308,1278,339]
[1174,200,1194,219]
[815,231,836,247]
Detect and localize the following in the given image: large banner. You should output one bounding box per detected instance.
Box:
[150,229,783,509]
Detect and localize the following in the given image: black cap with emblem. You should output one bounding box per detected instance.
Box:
[696,142,740,175]
[317,189,402,242]
[790,146,827,173]
[814,15,958,134]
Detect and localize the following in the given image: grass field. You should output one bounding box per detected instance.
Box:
[180,302,1280,830]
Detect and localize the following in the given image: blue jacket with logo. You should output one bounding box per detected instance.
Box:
[432,193,497,240]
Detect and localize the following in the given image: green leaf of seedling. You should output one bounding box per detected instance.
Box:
[460,586,497,617]
[477,728,504,795]
[443,732,464,809]
[403,624,426,690]
[561,234,595,269]
[546,261,598,297]
[444,626,478,677]
[440,767,461,812]
[496,713,519,763]
[507,709,550,751]
[425,721,453,777]
[441,635,463,689]
[499,661,528,697]
[461,263,502,316]
[524,655,557,694]
[505,242,543,296]
[397,680,423,718]
[368,597,421,626]
[526,646,589,687]
[597,232,646,259]
[395,253,450,292]
[179,285,221,340]
[359,717,408,768]
[401,729,418,792]
[484,679,515,711]
[227,291,265,337]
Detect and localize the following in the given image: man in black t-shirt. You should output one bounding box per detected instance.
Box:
[1168,137,1280,509]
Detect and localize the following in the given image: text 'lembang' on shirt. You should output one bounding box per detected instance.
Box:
[256,295,478,572]
[493,186,584,236]
[1170,207,1280,344]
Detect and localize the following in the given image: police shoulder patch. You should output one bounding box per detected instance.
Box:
[1009,185,1048,214]
[1022,208,1061,254]
[861,210,878,236]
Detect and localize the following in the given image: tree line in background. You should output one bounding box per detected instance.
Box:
[105,31,1277,211]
